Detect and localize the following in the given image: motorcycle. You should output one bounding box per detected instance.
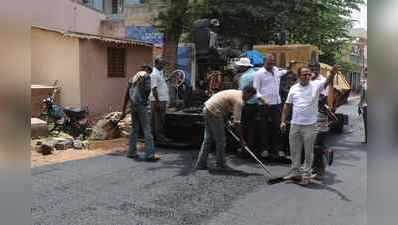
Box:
[39,83,91,139]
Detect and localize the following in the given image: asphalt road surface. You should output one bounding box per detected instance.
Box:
[32,98,366,225]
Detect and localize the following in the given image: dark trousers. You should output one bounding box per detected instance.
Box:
[241,104,266,156]
[312,132,327,174]
[151,101,167,141]
[264,104,283,155]
[362,106,367,143]
[281,122,290,156]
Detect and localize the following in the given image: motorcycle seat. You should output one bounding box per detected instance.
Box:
[63,107,85,113]
[63,107,87,119]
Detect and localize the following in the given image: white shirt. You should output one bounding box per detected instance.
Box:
[150,67,170,102]
[253,66,287,105]
[313,75,328,96]
[286,79,327,125]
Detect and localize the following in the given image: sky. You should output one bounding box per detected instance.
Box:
[351,0,367,29]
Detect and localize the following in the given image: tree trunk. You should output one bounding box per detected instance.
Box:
[162,35,178,73]
[162,34,179,107]
[159,0,188,106]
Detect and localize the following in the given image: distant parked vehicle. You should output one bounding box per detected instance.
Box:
[39,81,91,139]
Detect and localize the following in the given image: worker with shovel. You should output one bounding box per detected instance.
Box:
[194,87,257,170]
[121,65,159,161]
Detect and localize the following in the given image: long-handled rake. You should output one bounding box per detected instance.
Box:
[225,121,285,184]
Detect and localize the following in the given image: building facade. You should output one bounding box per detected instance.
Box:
[81,0,166,45]
[343,28,368,92]
[31,0,154,116]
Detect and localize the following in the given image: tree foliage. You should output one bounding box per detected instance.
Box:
[207,0,365,64]
[154,0,208,71]
[155,0,365,66]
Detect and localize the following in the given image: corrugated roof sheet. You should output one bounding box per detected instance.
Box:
[32,25,153,47]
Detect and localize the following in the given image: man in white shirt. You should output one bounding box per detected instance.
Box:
[280,66,336,181]
[150,57,170,142]
[253,55,291,158]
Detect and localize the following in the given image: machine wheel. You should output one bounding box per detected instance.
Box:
[329,114,346,134]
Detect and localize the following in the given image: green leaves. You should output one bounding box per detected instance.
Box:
[155,0,208,41]
[206,0,364,64]
[155,0,364,65]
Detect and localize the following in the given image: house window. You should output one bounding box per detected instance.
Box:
[81,0,104,11]
[112,0,119,14]
[107,47,126,77]
[126,0,144,4]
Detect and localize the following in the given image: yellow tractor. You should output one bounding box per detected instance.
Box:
[253,44,319,74]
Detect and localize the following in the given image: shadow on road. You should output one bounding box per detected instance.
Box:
[207,168,264,177]
[303,182,352,202]
[285,170,351,202]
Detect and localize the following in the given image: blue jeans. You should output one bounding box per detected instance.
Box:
[127,104,155,158]
[195,108,226,168]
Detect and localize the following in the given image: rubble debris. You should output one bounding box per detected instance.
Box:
[34,132,91,154]
[37,143,54,155]
[90,112,132,140]
[54,140,73,150]
[73,139,83,149]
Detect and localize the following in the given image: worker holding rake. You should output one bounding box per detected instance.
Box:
[194,87,257,170]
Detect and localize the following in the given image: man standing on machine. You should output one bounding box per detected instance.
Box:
[253,55,292,159]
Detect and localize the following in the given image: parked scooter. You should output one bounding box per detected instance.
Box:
[39,81,91,139]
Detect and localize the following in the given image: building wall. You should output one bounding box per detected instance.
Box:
[103,0,113,14]
[32,0,106,35]
[31,28,81,108]
[345,38,367,92]
[100,19,127,38]
[98,0,167,40]
[125,4,153,25]
[125,0,166,26]
[79,40,153,116]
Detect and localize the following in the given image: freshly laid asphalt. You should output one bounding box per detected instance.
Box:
[32,99,366,225]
